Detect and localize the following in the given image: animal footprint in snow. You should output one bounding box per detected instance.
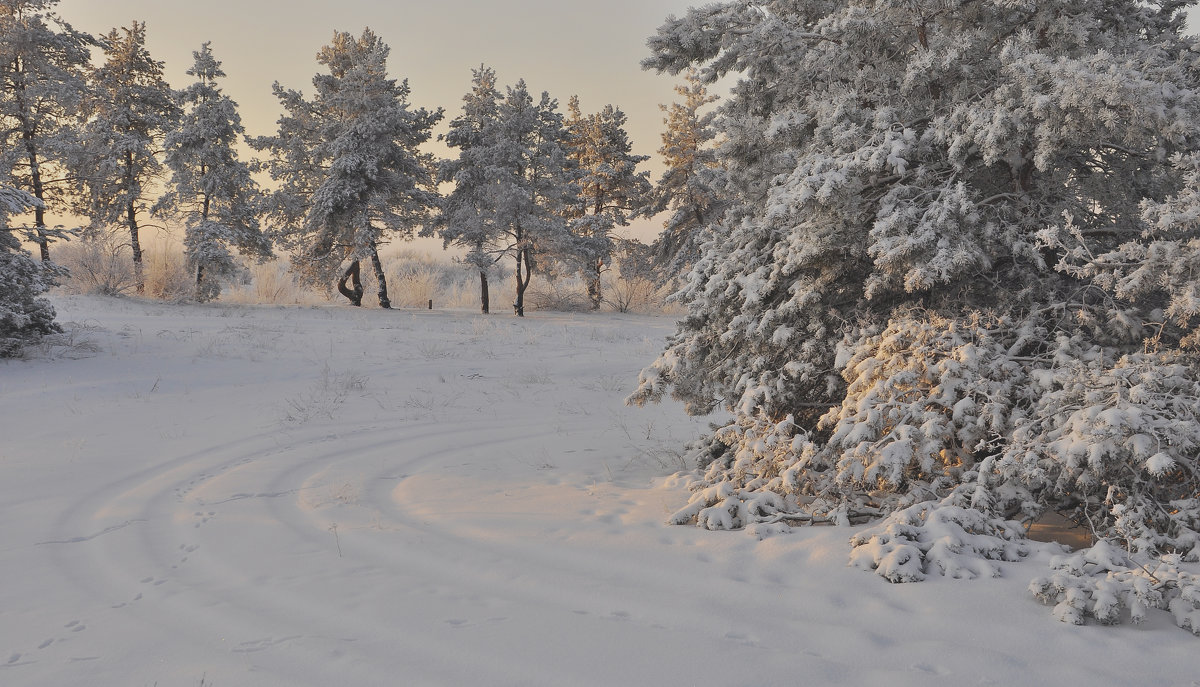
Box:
[175,543,199,565]
[113,591,144,610]
[232,635,301,653]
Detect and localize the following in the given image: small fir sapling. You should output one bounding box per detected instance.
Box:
[156,42,272,302]
[0,185,60,355]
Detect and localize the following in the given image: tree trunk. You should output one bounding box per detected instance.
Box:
[18,82,51,263]
[337,260,364,306]
[587,259,603,311]
[25,147,50,262]
[128,199,144,294]
[514,248,531,317]
[195,262,204,301]
[124,150,144,293]
[369,245,391,309]
[480,270,490,314]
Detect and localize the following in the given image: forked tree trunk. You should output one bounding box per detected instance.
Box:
[369,246,391,309]
[480,271,490,314]
[337,260,364,306]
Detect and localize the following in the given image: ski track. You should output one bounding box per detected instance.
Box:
[2,296,1198,686]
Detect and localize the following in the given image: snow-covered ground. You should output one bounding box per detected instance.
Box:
[1,295,1196,687]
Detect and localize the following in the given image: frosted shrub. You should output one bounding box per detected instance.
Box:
[601,269,669,314]
[388,261,441,308]
[55,228,138,296]
[526,277,590,312]
[219,259,331,305]
[142,247,192,302]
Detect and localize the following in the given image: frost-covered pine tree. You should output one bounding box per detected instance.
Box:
[76,21,178,294]
[492,80,576,317]
[433,65,503,314]
[646,68,721,281]
[254,28,441,308]
[155,43,271,302]
[562,97,651,309]
[0,0,93,262]
[433,71,574,317]
[0,184,59,355]
[632,0,1200,629]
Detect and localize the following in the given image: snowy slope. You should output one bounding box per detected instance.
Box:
[0,296,1195,686]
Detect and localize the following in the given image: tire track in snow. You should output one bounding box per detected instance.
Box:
[34,417,592,685]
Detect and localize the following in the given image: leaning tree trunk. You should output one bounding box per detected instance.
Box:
[337,259,364,306]
[369,245,391,309]
[480,270,490,314]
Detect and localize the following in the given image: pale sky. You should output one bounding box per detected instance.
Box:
[51,0,703,244]
[44,2,1200,248]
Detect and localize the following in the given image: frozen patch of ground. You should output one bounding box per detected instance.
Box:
[0,296,1194,686]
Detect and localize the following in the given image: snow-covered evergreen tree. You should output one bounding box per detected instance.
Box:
[76,21,178,294]
[563,97,651,309]
[647,68,721,281]
[0,183,58,355]
[432,65,503,313]
[155,42,271,302]
[492,80,575,317]
[432,70,575,317]
[0,0,93,262]
[254,28,441,308]
[632,0,1200,630]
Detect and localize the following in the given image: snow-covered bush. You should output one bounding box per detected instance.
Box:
[632,0,1200,631]
[849,488,1028,583]
[1029,541,1200,633]
[0,186,60,356]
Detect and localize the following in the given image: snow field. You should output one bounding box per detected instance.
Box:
[0,296,1196,686]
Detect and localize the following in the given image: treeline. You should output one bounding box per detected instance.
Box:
[0,0,722,353]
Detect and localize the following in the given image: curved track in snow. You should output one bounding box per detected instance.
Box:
[3,297,1195,686]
